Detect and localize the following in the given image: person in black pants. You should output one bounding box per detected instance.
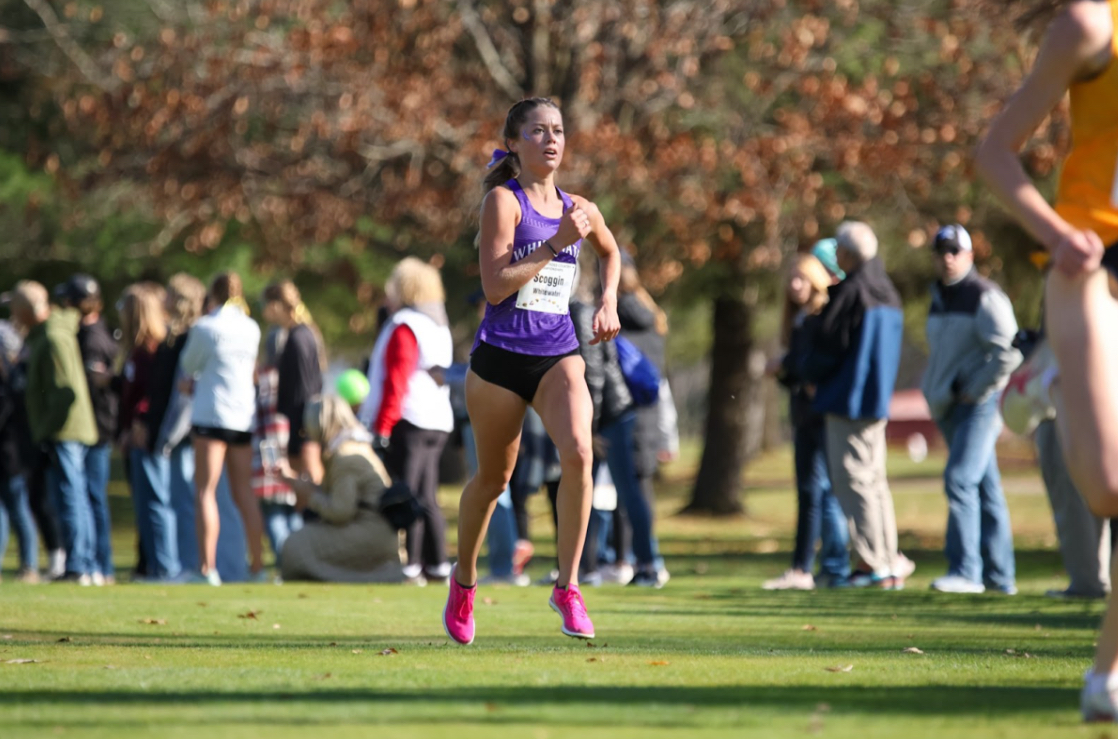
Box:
[358,259,454,585]
[262,281,325,483]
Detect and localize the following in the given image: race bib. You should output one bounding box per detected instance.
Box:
[516,261,575,315]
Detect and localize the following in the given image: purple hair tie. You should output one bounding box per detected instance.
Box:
[486,149,509,169]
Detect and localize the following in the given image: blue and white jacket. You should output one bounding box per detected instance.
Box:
[800,256,903,421]
[921,269,1021,421]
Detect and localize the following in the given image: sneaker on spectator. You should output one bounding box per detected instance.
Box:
[931,575,985,594]
[47,549,66,580]
[248,569,271,584]
[479,573,531,587]
[15,568,40,584]
[841,569,902,589]
[443,565,476,645]
[91,572,105,587]
[762,569,815,591]
[184,570,222,586]
[894,553,916,580]
[599,562,635,585]
[549,584,595,639]
[1082,672,1118,722]
[630,567,670,589]
[536,569,560,586]
[1001,339,1058,436]
[53,572,92,586]
[512,539,534,578]
[581,571,603,588]
[426,562,452,585]
[1046,587,1107,600]
[403,564,427,586]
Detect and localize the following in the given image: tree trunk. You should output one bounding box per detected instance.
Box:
[682,291,757,515]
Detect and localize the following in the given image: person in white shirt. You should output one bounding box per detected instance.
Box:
[179,272,265,585]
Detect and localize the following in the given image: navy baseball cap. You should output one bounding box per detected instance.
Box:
[933,225,973,254]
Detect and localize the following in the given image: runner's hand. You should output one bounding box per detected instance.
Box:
[590,299,620,345]
[1052,228,1105,277]
[552,206,592,250]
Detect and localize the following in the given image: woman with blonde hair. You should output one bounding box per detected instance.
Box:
[277,395,403,582]
[762,251,850,591]
[359,257,453,584]
[118,282,180,580]
[145,273,247,581]
[262,280,325,483]
[180,272,265,584]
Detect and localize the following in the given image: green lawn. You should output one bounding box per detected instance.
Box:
[0,443,1111,738]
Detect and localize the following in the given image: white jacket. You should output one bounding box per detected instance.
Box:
[180,305,261,433]
[359,308,453,434]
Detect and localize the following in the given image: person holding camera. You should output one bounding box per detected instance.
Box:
[276,396,404,583]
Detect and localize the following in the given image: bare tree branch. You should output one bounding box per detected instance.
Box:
[457,0,524,100]
[22,0,117,90]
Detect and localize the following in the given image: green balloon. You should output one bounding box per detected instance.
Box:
[335,369,370,406]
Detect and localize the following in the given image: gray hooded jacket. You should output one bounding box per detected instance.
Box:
[921,268,1022,421]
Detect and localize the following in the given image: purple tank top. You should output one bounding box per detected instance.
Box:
[472,179,582,357]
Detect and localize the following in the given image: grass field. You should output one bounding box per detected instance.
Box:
[0,442,1112,738]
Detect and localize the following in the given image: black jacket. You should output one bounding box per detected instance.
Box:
[277,323,323,456]
[571,300,632,431]
[144,333,189,453]
[617,292,664,476]
[777,315,823,429]
[76,318,119,445]
[0,357,30,477]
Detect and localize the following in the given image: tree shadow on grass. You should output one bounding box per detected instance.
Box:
[0,684,1080,723]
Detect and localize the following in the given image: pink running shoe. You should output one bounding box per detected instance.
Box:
[549,584,595,639]
[443,565,476,645]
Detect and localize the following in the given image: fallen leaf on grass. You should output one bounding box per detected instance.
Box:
[380,648,398,656]
[272,624,281,630]
[197,602,208,607]
[139,619,166,625]
[297,593,308,599]
[802,625,817,632]
[482,597,495,606]
[824,665,854,673]
[902,647,924,655]
[312,673,332,681]
[351,649,363,655]
[5,659,40,664]
[586,642,598,649]
[485,702,499,712]
[57,637,72,643]
[649,661,670,666]
[329,642,338,647]
[587,657,604,663]
[2,635,12,640]
[238,610,261,620]
[103,665,117,670]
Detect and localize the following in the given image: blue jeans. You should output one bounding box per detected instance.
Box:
[599,411,661,569]
[792,417,850,581]
[261,501,303,566]
[130,448,180,580]
[0,474,39,570]
[48,441,96,576]
[167,443,248,582]
[462,422,516,577]
[937,394,1016,590]
[85,444,114,577]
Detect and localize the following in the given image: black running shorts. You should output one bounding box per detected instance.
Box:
[469,341,579,403]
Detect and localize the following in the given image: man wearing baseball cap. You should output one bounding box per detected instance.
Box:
[55,274,119,585]
[922,224,1022,595]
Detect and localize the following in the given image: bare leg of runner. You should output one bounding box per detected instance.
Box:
[532,355,594,589]
[455,371,526,587]
[1046,269,1118,677]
